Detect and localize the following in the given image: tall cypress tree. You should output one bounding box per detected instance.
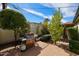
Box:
[49,8,63,44]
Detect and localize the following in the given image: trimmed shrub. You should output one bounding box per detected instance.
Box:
[67,27,78,41]
[69,40,79,54]
[41,26,50,35]
[67,27,79,54]
[39,34,51,42]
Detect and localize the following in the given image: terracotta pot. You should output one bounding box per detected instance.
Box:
[26,39,35,47]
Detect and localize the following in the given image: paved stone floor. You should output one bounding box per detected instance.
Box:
[21,41,77,56]
[0,41,77,56]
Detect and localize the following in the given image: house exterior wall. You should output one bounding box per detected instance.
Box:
[30,23,42,34]
[78,24,79,29]
[0,29,15,44]
[30,23,37,33]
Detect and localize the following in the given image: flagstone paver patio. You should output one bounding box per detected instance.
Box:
[0,41,77,56]
[21,41,77,56]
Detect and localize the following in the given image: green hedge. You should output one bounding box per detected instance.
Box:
[69,40,79,54]
[67,27,78,40]
[67,26,79,54]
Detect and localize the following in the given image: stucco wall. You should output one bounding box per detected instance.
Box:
[78,24,79,29]
[30,23,42,34]
[0,29,15,44]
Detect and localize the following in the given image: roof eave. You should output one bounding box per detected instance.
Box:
[73,6,79,23]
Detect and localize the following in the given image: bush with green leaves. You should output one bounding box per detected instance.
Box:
[41,25,50,35]
[67,27,78,40]
[67,26,79,54]
[19,21,30,36]
[0,9,28,47]
[69,40,79,54]
[41,18,50,35]
[48,9,63,44]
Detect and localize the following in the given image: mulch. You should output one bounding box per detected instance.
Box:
[0,48,21,56]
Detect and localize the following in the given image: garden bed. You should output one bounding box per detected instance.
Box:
[0,48,21,56]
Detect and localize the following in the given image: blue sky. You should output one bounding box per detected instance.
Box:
[0,3,78,23]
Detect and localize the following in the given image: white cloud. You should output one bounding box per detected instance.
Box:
[41,3,72,9]
[7,6,11,9]
[61,19,68,23]
[60,7,76,18]
[41,3,78,18]
[41,3,78,23]
[41,3,78,9]
[24,8,48,18]
[47,15,52,19]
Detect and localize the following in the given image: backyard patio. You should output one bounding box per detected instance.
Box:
[0,3,79,56]
[0,41,77,56]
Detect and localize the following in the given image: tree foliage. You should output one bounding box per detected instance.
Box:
[0,9,28,46]
[49,9,63,44]
[36,24,40,34]
[35,22,43,35]
[43,18,49,28]
[19,21,30,36]
[41,18,50,35]
[0,9,27,30]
